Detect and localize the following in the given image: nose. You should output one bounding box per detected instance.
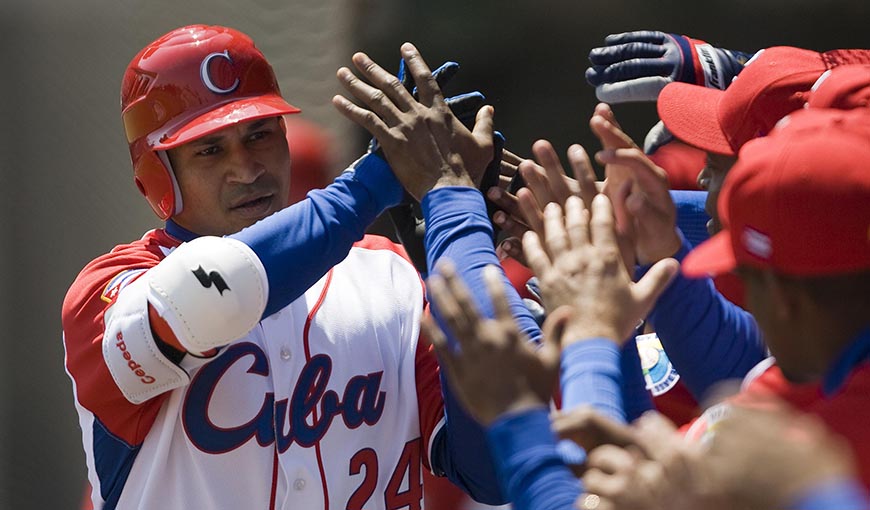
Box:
[226,145,266,184]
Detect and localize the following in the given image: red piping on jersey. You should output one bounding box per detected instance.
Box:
[303,269,334,510]
[269,448,279,510]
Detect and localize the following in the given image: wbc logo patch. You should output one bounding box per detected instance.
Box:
[636,332,680,396]
[101,269,148,303]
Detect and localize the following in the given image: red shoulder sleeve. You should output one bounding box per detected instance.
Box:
[62,231,177,445]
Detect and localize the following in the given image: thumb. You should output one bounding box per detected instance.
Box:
[472,105,494,142]
[632,257,679,317]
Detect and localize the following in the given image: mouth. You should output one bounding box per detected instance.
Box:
[230,193,275,219]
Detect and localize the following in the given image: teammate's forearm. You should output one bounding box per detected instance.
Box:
[422,186,541,503]
[560,339,627,423]
[486,408,582,510]
[423,186,541,343]
[233,154,403,317]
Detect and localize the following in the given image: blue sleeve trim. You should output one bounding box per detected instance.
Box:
[487,408,582,510]
[560,339,626,423]
[786,478,870,510]
[638,232,766,400]
[231,154,403,317]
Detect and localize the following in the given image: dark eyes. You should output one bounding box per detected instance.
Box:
[194,129,275,157]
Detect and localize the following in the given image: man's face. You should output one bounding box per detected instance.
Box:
[167,117,291,236]
[696,153,738,236]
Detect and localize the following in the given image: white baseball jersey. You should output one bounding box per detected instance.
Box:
[63,230,445,510]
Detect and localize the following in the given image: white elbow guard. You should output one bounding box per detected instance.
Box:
[103,276,191,404]
[146,236,269,355]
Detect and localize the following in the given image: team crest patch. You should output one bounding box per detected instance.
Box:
[101,269,147,303]
[636,333,680,396]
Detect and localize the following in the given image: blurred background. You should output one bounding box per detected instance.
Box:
[1,0,868,508]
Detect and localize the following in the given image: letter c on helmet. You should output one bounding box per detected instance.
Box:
[200,50,240,94]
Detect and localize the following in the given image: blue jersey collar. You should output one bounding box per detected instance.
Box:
[822,327,870,397]
[165,219,201,243]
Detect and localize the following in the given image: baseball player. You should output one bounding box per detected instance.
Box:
[62,25,535,509]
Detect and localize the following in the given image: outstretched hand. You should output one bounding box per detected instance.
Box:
[333,43,495,201]
[421,261,561,425]
[522,194,678,346]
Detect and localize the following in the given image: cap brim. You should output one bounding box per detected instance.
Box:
[681,230,738,278]
[154,94,301,149]
[657,83,734,156]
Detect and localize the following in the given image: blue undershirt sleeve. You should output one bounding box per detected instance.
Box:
[230,155,404,318]
[560,339,626,423]
[486,408,582,510]
[786,478,870,510]
[422,186,542,504]
[620,338,656,421]
[639,231,766,401]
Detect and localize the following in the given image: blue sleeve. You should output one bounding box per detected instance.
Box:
[670,190,709,250]
[231,155,404,318]
[620,339,656,421]
[422,186,542,504]
[640,232,766,401]
[786,478,870,510]
[560,339,626,423]
[486,408,582,510]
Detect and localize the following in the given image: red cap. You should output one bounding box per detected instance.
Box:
[658,47,870,156]
[807,64,870,110]
[682,108,870,278]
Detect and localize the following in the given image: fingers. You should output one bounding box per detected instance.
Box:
[519,160,557,211]
[502,149,525,167]
[590,111,635,151]
[602,30,667,47]
[567,144,598,210]
[517,187,546,236]
[596,148,670,200]
[589,194,618,252]
[400,42,443,106]
[543,202,569,258]
[564,195,590,249]
[631,258,679,319]
[347,53,415,115]
[532,140,575,205]
[472,105,495,146]
[522,230,552,280]
[332,93,392,140]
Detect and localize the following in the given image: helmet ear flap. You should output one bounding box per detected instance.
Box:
[134,150,175,220]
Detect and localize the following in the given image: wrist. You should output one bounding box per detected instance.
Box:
[560,323,622,347]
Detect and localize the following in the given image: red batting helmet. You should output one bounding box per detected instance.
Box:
[121,25,301,219]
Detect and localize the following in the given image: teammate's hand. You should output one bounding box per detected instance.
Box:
[580,411,713,510]
[704,404,858,510]
[522,195,679,346]
[422,262,561,425]
[591,104,681,265]
[586,31,752,103]
[333,43,494,201]
[381,59,488,275]
[487,140,599,265]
